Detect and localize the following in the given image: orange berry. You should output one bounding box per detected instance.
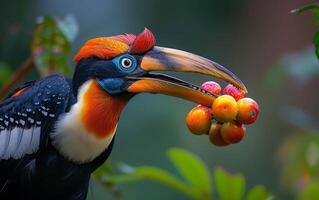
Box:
[221,121,245,144]
[201,81,222,96]
[237,98,260,124]
[186,105,212,135]
[212,95,238,122]
[223,84,245,101]
[208,123,229,146]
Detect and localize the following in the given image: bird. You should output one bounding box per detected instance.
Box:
[0,28,246,200]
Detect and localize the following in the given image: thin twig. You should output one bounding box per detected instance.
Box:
[0,56,34,99]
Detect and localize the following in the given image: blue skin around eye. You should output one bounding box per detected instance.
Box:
[98,55,137,94]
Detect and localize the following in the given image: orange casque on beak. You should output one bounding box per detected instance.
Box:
[127,46,247,107]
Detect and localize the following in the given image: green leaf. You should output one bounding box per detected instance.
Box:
[291,3,319,14]
[245,185,271,200]
[214,167,245,200]
[32,16,72,76]
[297,181,319,200]
[104,165,201,200]
[167,148,213,198]
[0,62,12,85]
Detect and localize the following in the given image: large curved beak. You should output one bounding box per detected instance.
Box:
[125,46,247,107]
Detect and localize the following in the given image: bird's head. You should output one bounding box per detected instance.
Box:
[72,28,247,107]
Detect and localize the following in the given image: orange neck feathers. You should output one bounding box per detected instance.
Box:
[80,80,128,138]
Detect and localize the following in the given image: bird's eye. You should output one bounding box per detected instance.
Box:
[121,58,133,68]
[113,54,137,73]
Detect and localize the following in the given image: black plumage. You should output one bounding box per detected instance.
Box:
[0,75,115,200]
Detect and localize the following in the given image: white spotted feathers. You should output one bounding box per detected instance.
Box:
[0,75,70,160]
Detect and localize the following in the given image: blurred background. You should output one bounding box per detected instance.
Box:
[0,0,319,199]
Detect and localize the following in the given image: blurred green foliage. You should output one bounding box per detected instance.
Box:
[32,15,78,77]
[94,148,274,200]
[278,133,319,192]
[0,15,76,91]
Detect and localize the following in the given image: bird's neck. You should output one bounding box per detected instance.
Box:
[52,80,128,163]
[80,80,128,138]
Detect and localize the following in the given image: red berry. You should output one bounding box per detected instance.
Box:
[223,84,245,101]
[186,105,212,135]
[237,98,260,124]
[212,95,238,122]
[208,123,229,146]
[201,81,222,96]
[221,121,245,144]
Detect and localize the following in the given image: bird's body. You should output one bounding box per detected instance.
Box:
[0,75,118,200]
[0,28,246,200]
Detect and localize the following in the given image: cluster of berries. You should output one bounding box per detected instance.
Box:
[186,81,259,147]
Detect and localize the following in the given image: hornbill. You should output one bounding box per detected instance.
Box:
[0,28,246,200]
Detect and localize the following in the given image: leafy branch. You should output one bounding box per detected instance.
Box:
[94,148,275,200]
[292,3,319,59]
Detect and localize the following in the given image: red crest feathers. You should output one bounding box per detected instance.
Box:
[130,28,155,54]
[111,34,136,45]
[74,28,156,63]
